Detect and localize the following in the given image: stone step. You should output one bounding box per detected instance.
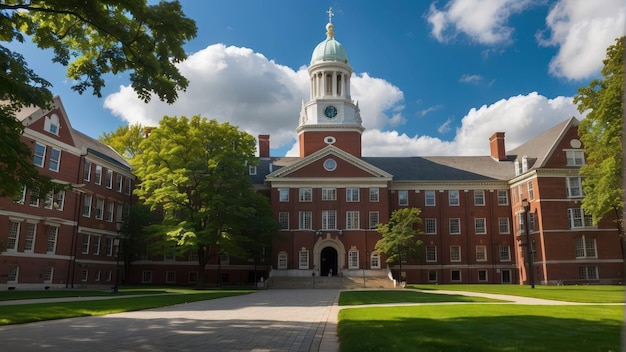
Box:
[267,276,395,289]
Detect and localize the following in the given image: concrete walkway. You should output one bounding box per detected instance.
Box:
[0,289,340,352]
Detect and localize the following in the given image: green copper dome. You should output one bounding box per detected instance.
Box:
[310,23,349,65]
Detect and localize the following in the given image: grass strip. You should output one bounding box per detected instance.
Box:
[408,284,625,303]
[0,290,251,325]
[338,304,622,352]
[339,290,504,306]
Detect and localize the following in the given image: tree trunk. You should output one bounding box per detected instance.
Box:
[197,247,209,289]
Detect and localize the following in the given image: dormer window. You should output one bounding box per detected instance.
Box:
[522,155,528,173]
[44,114,60,135]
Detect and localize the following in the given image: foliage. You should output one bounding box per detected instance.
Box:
[99,123,147,160]
[575,37,624,223]
[0,0,196,198]
[131,115,260,288]
[375,207,424,265]
[119,203,154,278]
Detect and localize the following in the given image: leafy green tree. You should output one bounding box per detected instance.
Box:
[375,208,424,282]
[0,0,196,198]
[575,37,624,225]
[99,123,147,160]
[119,203,154,282]
[132,116,258,288]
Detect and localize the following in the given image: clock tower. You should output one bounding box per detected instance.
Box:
[297,8,364,158]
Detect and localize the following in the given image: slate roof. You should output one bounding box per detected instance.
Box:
[72,129,131,170]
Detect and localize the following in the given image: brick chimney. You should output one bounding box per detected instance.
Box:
[258,135,270,158]
[489,132,506,161]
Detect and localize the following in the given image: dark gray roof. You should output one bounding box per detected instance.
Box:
[72,129,131,170]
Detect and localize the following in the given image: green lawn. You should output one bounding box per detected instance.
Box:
[408,284,625,303]
[339,290,505,305]
[0,288,252,325]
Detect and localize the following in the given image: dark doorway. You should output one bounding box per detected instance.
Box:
[502,270,512,284]
[320,247,338,276]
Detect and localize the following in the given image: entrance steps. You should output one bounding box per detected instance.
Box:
[268,275,395,289]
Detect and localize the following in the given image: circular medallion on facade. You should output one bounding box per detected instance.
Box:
[324,136,336,144]
[570,139,582,148]
[323,158,337,171]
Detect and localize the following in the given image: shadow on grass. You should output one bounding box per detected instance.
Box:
[338,314,620,352]
[339,290,503,306]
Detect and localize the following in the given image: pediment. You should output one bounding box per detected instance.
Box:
[266,145,392,182]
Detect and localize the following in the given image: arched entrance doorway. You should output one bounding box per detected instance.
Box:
[320,247,338,276]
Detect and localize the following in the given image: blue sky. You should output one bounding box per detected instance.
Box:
[11,0,626,157]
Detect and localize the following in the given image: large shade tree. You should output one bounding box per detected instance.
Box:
[132,116,259,288]
[375,207,424,283]
[0,0,196,197]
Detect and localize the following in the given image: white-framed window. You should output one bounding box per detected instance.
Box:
[44,266,54,282]
[398,190,409,206]
[476,245,487,261]
[8,265,19,283]
[82,234,91,254]
[279,188,289,202]
[474,190,485,206]
[449,218,461,235]
[116,204,124,223]
[44,114,60,135]
[94,270,101,282]
[142,271,153,283]
[497,190,509,205]
[478,270,488,282]
[579,266,598,280]
[514,160,521,176]
[105,270,112,282]
[426,246,437,262]
[94,165,102,185]
[575,236,597,258]
[278,212,289,230]
[566,177,583,198]
[34,142,46,167]
[125,177,132,195]
[24,223,36,252]
[55,190,65,211]
[80,269,88,282]
[348,250,359,269]
[321,210,337,230]
[7,221,20,251]
[425,190,436,206]
[517,212,525,232]
[369,188,379,202]
[29,187,40,207]
[95,197,104,220]
[499,245,511,262]
[448,190,460,206]
[14,186,26,205]
[183,272,196,285]
[166,271,176,284]
[248,165,257,175]
[522,155,529,173]
[425,218,437,234]
[475,218,486,234]
[277,252,288,269]
[346,211,360,230]
[48,148,61,172]
[106,237,113,256]
[346,188,360,202]
[83,161,92,182]
[105,169,113,189]
[46,226,58,253]
[299,211,312,230]
[498,217,510,234]
[106,201,114,222]
[299,188,312,202]
[451,270,461,282]
[44,191,54,209]
[370,252,381,269]
[568,208,594,228]
[450,245,461,262]
[91,235,100,255]
[82,194,92,217]
[116,174,123,192]
[369,211,379,229]
[322,188,337,201]
[527,181,535,201]
[428,270,437,282]
[299,249,309,269]
[565,150,585,166]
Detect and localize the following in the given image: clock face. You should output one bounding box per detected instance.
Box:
[324,105,338,119]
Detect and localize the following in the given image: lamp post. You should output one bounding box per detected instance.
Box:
[113,221,122,293]
[521,199,535,289]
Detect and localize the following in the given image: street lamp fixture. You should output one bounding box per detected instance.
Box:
[113,221,123,293]
[521,198,535,289]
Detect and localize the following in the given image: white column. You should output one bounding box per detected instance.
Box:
[332,71,337,96]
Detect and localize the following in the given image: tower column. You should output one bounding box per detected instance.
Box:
[332,71,337,96]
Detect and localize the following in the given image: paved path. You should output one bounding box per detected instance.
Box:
[0,289,340,352]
